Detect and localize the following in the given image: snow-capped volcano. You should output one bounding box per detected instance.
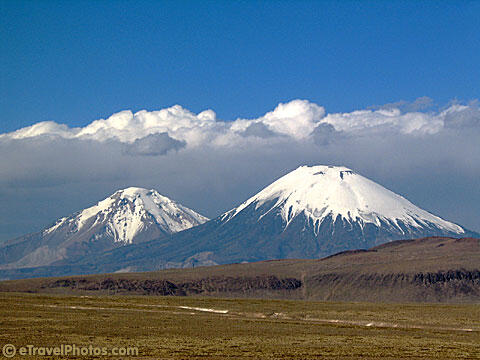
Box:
[76,165,471,275]
[112,165,469,271]
[224,165,464,236]
[0,188,207,269]
[0,167,475,280]
[46,187,208,244]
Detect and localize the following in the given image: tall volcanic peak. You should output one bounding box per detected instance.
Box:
[224,165,465,236]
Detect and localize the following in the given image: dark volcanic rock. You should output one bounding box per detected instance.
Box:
[43,275,303,296]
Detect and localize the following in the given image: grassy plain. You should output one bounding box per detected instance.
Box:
[0,292,479,359]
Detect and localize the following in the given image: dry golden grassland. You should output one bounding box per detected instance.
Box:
[0,292,479,359]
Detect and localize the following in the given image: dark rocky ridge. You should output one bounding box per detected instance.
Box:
[44,275,303,296]
[309,269,480,302]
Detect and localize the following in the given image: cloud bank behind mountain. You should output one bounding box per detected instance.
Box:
[0,98,479,241]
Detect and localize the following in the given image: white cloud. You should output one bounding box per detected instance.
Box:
[2,100,327,149]
[254,99,325,139]
[4,120,78,140]
[0,105,222,147]
[319,108,444,135]
[2,99,477,150]
[0,98,479,241]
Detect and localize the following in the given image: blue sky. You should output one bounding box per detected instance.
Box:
[1,1,479,132]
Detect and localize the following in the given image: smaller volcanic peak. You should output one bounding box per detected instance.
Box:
[0,187,208,270]
[224,165,465,235]
[45,187,209,244]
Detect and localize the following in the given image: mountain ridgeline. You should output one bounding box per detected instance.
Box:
[0,165,477,280]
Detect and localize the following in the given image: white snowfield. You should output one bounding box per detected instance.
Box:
[44,187,209,244]
[225,165,465,235]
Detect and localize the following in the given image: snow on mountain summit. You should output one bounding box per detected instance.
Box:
[1,168,474,277]
[227,165,465,235]
[45,187,209,244]
[0,187,208,271]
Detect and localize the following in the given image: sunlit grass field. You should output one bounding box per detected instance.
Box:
[0,292,479,359]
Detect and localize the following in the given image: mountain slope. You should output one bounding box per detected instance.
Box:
[0,187,208,269]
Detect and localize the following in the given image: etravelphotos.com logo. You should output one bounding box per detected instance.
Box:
[2,344,139,357]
